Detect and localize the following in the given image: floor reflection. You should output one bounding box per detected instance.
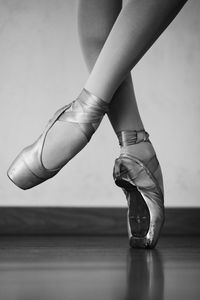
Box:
[125,250,164,300]
[0,236,199,300]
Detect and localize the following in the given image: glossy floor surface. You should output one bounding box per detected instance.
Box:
[0,236,199,300]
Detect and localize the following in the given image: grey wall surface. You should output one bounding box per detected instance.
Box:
[1,0,199,207]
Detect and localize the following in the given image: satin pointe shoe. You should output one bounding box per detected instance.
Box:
[7,88,108,190]
[113,130,165,249]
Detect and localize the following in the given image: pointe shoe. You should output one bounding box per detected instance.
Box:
[7,89,108,190]
[113,130,165,249]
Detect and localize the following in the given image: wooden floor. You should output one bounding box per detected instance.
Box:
[0,236,199,300]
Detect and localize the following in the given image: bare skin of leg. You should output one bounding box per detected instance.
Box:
[42,0,187,169]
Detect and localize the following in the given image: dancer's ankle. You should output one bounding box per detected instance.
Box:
[117,130,156,162]
[42,88,108,170]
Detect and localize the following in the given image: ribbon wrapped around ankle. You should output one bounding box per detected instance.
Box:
[59,89,109,141]
[117,130,150,146]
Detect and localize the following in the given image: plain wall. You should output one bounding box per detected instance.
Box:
[0,0,199,207]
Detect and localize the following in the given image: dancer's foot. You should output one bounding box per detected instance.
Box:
[42,89,109,169]
[7,88,108,189]
[113,130,164,248]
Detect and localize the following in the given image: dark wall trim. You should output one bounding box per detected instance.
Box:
[0,207,199,236]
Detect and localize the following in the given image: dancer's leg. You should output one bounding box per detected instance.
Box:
[43,0,187,169]
[77,0,144,132]
[78,0,158,162]
[84,0,188,102]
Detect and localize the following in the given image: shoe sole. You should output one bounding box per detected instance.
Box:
[115,178,154,249]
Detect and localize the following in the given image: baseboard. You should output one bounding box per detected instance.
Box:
[0,207,199,236]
